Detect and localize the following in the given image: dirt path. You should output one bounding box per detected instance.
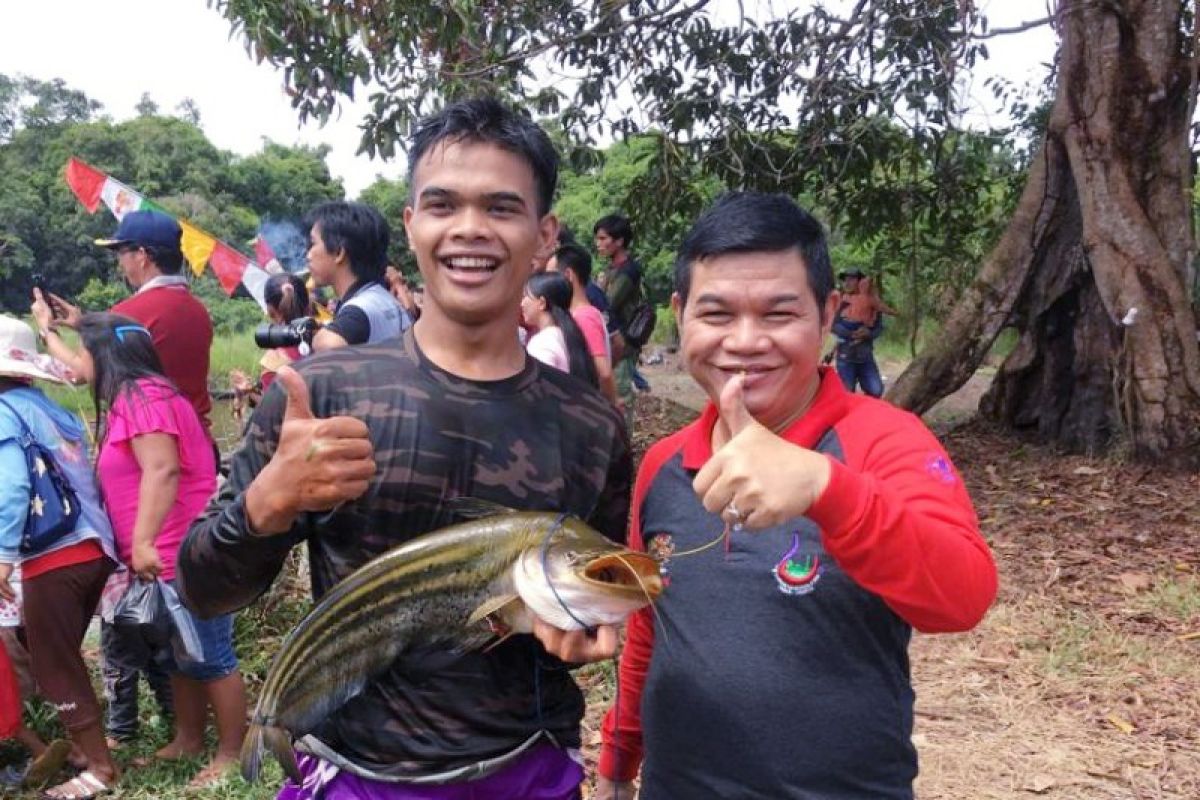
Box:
[583,359,1200,799]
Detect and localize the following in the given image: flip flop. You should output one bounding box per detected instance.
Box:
[22,738,72,788]
[39,769,114,799]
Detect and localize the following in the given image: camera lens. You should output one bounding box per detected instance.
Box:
[254,322,303,349]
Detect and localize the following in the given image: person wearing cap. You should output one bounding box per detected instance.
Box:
[832,267,886,397]
[0,315,122,799]
[33,209,215,434]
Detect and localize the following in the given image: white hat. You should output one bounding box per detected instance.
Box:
[0,316,70,384]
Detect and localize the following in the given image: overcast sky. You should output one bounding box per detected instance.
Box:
[0,0,1056,198]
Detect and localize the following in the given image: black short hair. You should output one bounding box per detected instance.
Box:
[553,243,593,286]
[674,192,834,315]
[557,225,577,247]
[304,201,390,283]
[593,214,633,248]
[142,245,184,275]
[407,97,558,217]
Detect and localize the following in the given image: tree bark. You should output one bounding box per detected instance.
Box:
[888,0,1200,466]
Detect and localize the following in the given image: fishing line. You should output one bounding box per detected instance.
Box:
[667,518,736,559]
[539,512,592,631]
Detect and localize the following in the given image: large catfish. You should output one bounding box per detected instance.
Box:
[241,502,663,783]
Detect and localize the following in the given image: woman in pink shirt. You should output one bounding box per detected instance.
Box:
[520,273,599,388]
[78,313,246,788]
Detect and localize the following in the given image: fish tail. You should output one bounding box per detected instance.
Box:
[241,721,300,784]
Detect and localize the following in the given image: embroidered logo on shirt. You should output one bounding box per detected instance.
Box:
[925,453,957,485]
[646,533,675,584]
[773,532,821,595]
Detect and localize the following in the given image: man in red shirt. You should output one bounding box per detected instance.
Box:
[35,210,214,433]
[596,193,997,799]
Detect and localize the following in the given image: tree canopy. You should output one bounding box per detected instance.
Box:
[209,0,1200,462]
[0,74,344,313]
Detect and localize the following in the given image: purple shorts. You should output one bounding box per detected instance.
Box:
[276,741,583,800]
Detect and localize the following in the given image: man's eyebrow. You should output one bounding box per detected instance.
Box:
[417,187,528,207]
[418,186,456,201]
[692,292,803,305]
[481,191,527,206]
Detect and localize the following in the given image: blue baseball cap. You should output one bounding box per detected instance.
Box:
[95,210,182,251]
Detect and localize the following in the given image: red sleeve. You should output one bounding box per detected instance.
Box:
[597,432,685,781]
[807,406,997,633]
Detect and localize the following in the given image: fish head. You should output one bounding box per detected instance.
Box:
[514,516,664,630]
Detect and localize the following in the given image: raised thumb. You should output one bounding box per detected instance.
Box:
[719,373,754,437]
[277,366,315,421]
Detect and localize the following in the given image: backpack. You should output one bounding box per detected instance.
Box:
[0,396,81,556]
[621,301,657,348]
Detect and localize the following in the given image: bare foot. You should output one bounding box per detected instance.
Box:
[152,739,204,760]
[186,756,237,789]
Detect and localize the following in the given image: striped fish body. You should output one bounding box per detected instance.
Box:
[242,511,659,783]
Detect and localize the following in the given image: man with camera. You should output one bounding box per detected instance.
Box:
[304,202,411,352]
[34,209,214,432]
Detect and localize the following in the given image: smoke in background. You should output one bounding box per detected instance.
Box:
[259,219,309,273]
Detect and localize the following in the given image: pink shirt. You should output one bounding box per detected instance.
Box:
[97,378,216,580]
[571,304,611,361]
[526,327,570,373]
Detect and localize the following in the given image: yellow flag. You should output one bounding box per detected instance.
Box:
[180,221,218,277]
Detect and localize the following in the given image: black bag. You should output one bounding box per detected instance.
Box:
[0,397,81,556]
[622,301,657,348]
[112,578,203,662]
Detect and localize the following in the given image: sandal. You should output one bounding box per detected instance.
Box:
[22,738,72,788]
[39,770,114,799]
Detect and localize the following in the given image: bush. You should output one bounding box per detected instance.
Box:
[76,276,131,310]
[650,305,678,347]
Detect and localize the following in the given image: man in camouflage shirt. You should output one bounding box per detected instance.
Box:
[177,99,631,799]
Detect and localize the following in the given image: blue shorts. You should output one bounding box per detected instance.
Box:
[166,581,239,682]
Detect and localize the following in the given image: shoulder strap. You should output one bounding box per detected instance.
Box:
[0,395,34,440]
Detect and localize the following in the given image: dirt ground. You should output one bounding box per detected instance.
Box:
[580,355,1200,799]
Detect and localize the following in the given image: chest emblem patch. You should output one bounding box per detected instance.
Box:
[646,532,675,584]
[773,532,821,596]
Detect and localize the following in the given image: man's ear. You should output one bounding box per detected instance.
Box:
[821,290,841,335]
[538,213,560,260]
[671,292,684,332]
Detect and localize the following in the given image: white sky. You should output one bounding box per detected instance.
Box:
[0,0,1056,199]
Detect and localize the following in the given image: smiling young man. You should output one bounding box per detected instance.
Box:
[596,193,997,799]
[178,98,631,800]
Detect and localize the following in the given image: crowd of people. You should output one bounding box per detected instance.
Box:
[0,97,996,800]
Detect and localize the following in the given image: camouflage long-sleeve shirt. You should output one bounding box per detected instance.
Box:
[177,330,631,781]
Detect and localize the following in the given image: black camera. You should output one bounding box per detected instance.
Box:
[254,317,318,349]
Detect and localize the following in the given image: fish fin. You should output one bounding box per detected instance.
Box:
[241,722,293,783]
[467,593,522,627]
[269,726,302,785]
[447,496,516,520]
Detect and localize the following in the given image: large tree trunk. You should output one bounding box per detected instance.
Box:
[888,0,1200,466]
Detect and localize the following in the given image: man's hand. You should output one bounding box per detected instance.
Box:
[244,366,376,535]
[0,562,14,602]
[692,375,831,530]
[532,618,618,663]
[593,776,638,800]
[851,327,871,341]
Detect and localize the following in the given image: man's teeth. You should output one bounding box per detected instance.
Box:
[446,257,497,270]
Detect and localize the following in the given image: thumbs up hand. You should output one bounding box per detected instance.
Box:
[244,366,376,535]
[691,374,831,530]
